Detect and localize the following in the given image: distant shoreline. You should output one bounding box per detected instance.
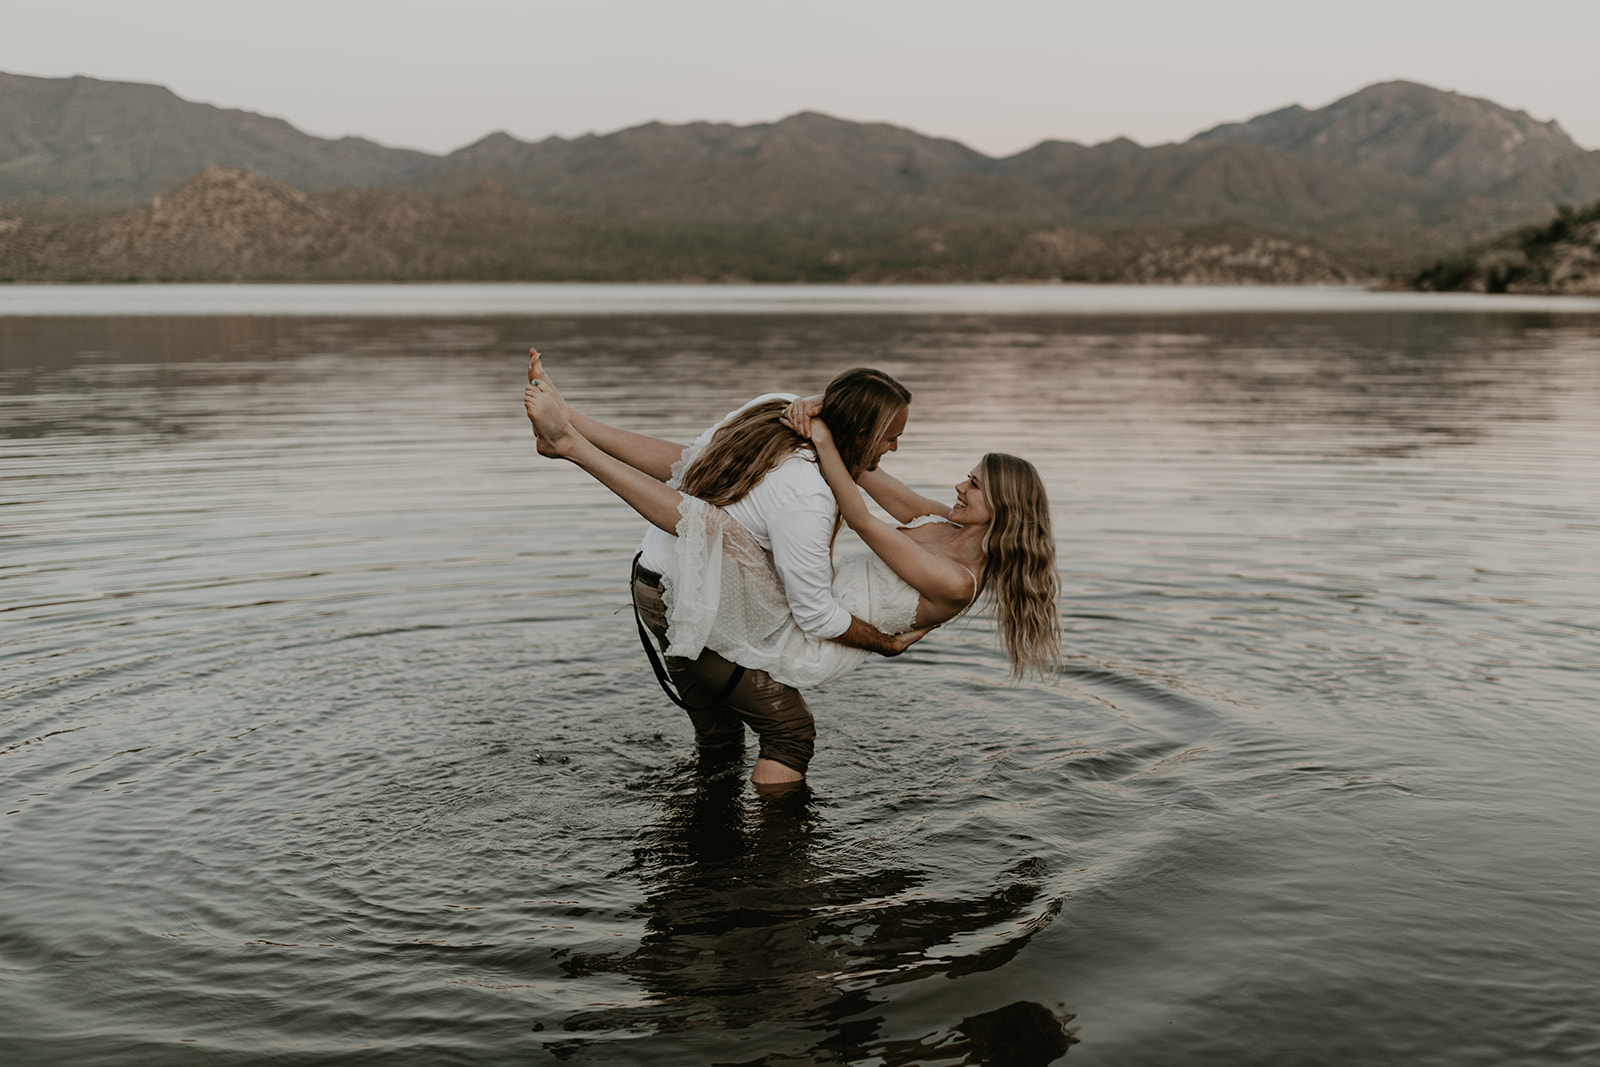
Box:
[6,282,1599,319]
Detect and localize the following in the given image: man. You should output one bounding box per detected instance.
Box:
[524,354,926,789]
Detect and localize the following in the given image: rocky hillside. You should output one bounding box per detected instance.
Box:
[0,72,430,203]
[409,82,1599,256]
[1192,80,1583,194]
[0,168,397,280]
[1411,200,1600,294]
[0,167,1358,284]
[419,112,997,221]
[0,168,583,281]
[2,73,1596,282]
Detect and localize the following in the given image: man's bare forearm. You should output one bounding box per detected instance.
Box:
[830,615,907,656]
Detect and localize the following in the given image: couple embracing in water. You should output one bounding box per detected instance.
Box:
[524,351,1059,790]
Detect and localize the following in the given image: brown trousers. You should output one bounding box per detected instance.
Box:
[631,568,816,775]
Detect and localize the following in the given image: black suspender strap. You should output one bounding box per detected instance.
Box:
[631,553,745,712]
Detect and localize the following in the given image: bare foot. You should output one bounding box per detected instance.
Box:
[527,349,570,415]
[524,380,579,458]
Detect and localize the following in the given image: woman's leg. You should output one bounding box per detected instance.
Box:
[529,350,684,481]
[526,379,688,535]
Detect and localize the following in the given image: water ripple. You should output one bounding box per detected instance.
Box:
[4,309,1600,1065]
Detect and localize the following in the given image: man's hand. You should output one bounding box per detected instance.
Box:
[832,615,939,657]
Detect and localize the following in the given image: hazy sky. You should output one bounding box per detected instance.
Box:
[6,0,1597,157]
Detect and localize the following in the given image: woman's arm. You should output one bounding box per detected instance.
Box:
[808,421,973,611]
[781,395,948,523]
[856,468,952,525]
[530,350,684,481]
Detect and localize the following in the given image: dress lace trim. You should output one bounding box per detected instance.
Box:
[901,514,980,609]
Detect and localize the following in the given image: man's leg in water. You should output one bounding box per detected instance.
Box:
[724,670,813,788]
[632,572,813,787]
[671,653,814,788]
[632,572,743,756]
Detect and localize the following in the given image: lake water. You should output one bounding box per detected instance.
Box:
[3,285,1599,1065]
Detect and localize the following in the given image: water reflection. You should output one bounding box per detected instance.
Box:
[877,1001,1080,1066]
[543,763,1071,1062]
[5,311,1586,462]
[5,306,1600,1066]
[549,309,1573,456]
[551,771,861,1050]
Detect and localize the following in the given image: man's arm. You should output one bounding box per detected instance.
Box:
[832,615,937,655]
[764,468,934,657]
[765,481,856,640]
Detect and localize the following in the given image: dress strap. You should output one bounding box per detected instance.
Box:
[954,562,980,610]
[903,514,980,612]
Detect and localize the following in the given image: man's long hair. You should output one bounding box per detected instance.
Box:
[680,368,911,506]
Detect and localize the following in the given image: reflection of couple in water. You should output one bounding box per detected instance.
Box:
[524,351,1058,789]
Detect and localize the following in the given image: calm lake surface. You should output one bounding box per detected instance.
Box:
[3,285,1599,1065]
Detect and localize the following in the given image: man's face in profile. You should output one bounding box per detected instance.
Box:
[865,405,909,472]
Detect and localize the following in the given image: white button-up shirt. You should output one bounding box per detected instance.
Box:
[638,394,852,642]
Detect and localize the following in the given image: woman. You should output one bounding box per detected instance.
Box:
[525,355,1059,684]
[788,397,1061,679]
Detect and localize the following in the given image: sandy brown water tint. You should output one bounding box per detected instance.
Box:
[3,290,1599,1065]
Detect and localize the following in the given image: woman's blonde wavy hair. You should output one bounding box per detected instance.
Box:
[975,452,1061,679]
[680,368,911,507]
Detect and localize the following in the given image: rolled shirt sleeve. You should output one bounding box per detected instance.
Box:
[765,479,853,641]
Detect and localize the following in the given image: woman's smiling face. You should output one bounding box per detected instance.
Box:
[951,466,991,525]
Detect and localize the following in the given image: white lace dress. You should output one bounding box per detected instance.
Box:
[649,407,933,689]
[660,498,935,688]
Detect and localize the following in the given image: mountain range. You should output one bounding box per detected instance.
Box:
[3,72,1598,284]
